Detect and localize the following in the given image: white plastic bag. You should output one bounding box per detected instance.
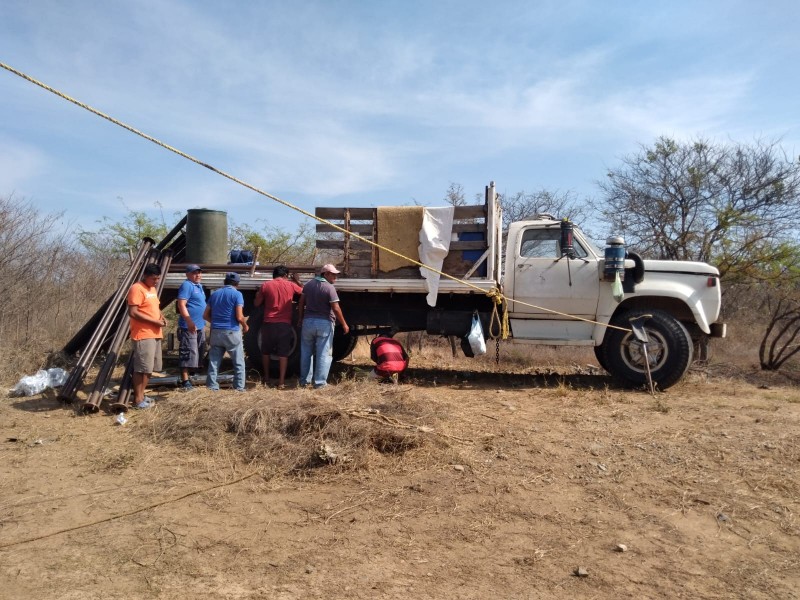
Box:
[47,368,68,388]
[12,368,69,396]
[467,314,487,356]
[13,370,50,396]
[612,271,624,303]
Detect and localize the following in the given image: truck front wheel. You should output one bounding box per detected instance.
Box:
[601,309,693,390]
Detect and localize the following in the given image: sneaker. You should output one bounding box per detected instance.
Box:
[180,380,193,391]
[133,398,154,410]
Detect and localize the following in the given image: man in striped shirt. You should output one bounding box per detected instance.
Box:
[369,336,409,383]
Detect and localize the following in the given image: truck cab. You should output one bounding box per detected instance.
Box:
[504,216,726,388]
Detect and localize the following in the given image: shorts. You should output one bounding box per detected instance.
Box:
[132,338,163,374]
[178,327,206,369]
[261,322,295,357]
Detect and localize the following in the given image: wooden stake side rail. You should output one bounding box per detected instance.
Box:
[314,203,491,279]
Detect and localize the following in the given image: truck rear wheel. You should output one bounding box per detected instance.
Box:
[601,309,693,390]
[244,312,300,376]
[332,328,357,362]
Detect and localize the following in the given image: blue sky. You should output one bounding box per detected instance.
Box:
[1,0,799,236]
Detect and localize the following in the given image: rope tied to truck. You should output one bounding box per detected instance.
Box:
[0,61,631,334]
[486,288,509,340]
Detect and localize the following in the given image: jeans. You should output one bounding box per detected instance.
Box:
[300,318,335,388]
[206,329,245,391]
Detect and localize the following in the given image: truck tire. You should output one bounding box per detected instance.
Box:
[332,327,357,362]
[244,311,264,371]
[244,311,300,376]
[601,309,693,390]
[593,345,609,373]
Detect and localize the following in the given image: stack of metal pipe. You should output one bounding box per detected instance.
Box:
[60,215,188,413]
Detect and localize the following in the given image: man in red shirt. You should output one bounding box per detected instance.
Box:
[370,336,409,383]
[254,265,303,388]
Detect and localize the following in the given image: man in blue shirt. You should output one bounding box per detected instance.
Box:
[203,272,249,391]
[298,264,349,388]
[176,264,207,391]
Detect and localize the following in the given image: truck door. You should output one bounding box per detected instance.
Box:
[509,226,600,321]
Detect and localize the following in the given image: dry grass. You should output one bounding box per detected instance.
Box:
[135,381,450,476]
[3,338,800,599]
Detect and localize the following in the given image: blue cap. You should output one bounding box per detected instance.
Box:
[225,272,241,283]
[185,264,202,273]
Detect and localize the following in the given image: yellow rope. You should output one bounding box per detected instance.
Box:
[0,61,630,333]
[487,288,509,339]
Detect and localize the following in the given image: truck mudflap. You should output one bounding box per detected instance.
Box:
[710,322,727,338]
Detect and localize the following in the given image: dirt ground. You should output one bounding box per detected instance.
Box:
[1,345,799,600]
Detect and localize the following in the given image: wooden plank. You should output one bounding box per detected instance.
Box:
[346,266,373,278]
[318,205,485,220]
[452,222,485,233]
[316,223,373,234]
[343,208,351,275]
[316,240,346,250]
[317,240,374,251]
[370,208,377,277]
[448,241,487,251]
[453,204,486,220]
[378,266,420,279]
[315,207,375,220]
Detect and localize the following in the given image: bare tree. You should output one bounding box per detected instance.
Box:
[759,293,800,370]
[499,189,588,230]
[0,195,120,381]
[444,182,466,206]
[599,136,800,282]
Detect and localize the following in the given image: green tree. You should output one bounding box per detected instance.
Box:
[78,202,171,258]
[228,219,317,264]
[599,136,800,283]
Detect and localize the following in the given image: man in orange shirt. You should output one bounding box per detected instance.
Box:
[127,263,166,409]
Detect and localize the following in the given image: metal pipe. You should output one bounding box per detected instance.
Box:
[58,238,155,402]
[82,305,132,413]
[169,262,320,273]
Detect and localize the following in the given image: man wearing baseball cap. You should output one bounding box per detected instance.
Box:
[176,264,206,391]
[298,264,349,388]
[203,272,249,391]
